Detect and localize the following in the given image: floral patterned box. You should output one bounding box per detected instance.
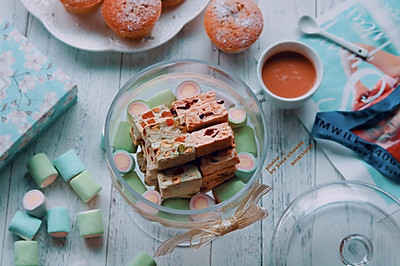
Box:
[0,17,78,173]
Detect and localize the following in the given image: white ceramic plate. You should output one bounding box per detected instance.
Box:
[21,0,209,52]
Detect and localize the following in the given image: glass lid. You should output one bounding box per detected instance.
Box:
[271,181,400,266]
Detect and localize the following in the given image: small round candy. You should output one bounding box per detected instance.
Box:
[175,80,202,100]
[235,152,257,182]
[139,190,162,214]
[113,150,135,174]
[189,193,217,222]
[27,153,58,188]
[228,107,247,128]
[22,189,47,218]
[189,193,215,210]
[127,100,150,121]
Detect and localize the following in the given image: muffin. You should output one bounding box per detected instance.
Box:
[204,0,264,53]
[162,0,185,8]
[102,0,162,40]
[59,0,103,15]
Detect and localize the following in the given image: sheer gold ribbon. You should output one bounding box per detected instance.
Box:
[154,183,272,257]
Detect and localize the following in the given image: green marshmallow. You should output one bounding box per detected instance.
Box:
[53,149,86,182]
[159,198,190,222]
[27,153,59,188]
[212,177,245,203]
[70,170,102,203]
[8,211,42,240]
[233,126,258,157]
[14,240,39,266]
[113,121,137,153]
[129,252,156,266]
[123,171,147,195]
[47,207,70,238]
[77,209,104,238]
[235,152,257,183]
[146,89,176,108]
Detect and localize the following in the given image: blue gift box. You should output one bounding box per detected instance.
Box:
[0,17,78,172]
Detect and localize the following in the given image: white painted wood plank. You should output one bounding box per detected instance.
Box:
[257,0,319,265]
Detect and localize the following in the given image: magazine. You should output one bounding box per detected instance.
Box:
[295,0,400,197]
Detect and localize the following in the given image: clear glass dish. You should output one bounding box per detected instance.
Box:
[271,181,400,266]
[104,59,267,232]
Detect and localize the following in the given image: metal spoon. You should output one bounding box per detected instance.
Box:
[298,15,369,58]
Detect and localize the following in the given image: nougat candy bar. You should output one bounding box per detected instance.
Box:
[198,147,239,176]
[142,116,186,144]
[185,100,228,132]
[147,133,196,170]
[200,165,237,192]
[157,164,202,199]
[192,122,234,157]
[136,151,147,173]
[171,91,216,116]
[144,160,159,186]
[131,105,173,145]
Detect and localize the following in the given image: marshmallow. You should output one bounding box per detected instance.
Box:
[14,240,39,266]
[77,209,104,238]
[175,80,202,100]
[127,100,150,121]
[189,193,217,222]
[123,171,147,195]
[53,149,86,182]
[47,207,70,238]
[128,252,156,266]
[113,121,137,153]
[212,177,245,203]
[27,153,58,188]
[22,190,47,218]
[189,193,215,210]
[70,170,102,203]
[233,126,257,157]
[228,107,247,128]
[146,89,176,108]
[160,198,190,222]
[139,190,162,214]
[235,152,257,182]
[113,150,135,174]
[8,211,42,240]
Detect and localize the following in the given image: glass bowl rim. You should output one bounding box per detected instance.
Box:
[104,58,268,216]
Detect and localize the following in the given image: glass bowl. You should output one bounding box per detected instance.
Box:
[104,59,267,233]
[271,181,400,266]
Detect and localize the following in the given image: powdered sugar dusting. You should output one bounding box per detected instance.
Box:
[208,0,263,49]
[115,0,160,30]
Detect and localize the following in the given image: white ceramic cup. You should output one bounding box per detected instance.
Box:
[257,40,323,109]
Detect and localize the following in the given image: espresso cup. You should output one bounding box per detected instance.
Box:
[257,41,323,109]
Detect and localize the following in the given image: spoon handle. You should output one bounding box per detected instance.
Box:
[319,30,369,58]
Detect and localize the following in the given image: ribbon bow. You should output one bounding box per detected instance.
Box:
[154,183,272,257]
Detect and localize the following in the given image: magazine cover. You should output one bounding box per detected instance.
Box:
[296,0,400,197]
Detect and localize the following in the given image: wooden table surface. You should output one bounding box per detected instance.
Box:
[0,0,346,265]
